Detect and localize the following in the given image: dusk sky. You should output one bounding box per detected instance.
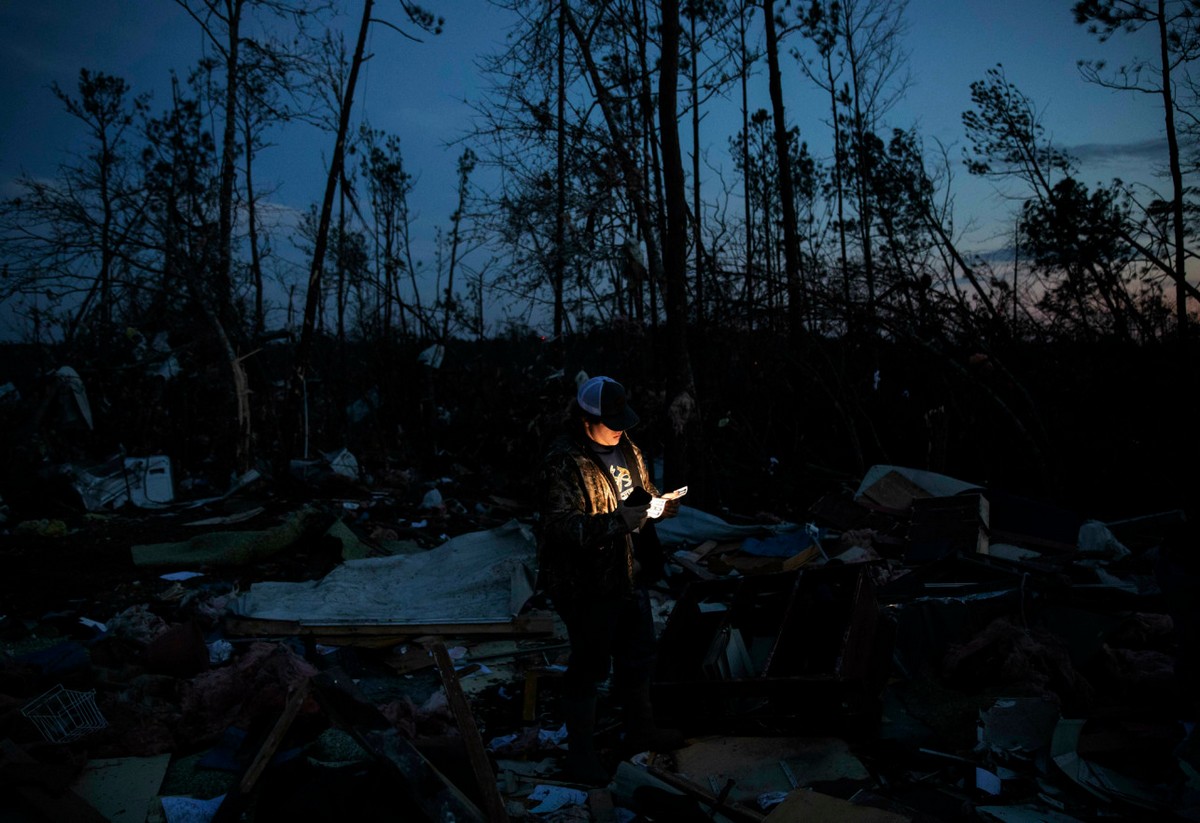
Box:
[0,0,1167,325]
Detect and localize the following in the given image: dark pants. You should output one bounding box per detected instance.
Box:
[555,588,658,699]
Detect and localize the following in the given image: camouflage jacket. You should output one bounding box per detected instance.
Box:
[536,428,660,602]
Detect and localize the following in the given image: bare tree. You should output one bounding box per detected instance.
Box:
[683,0,740,326]
[554,0,569,341]
[660,0,700,490]
[360,125,429,339]
[1074,0,1200,340]
[791,0,911,333]
[762,0,806,340]
[174,0,329,333]
[796,0,852,328]
[439,148,478,342]
[293,1,443,431]
[561,2,668,321]
[0,71,149,343]
[474,2,630,334]
[736,1,760,329]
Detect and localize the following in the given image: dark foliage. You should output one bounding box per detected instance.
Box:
[1,321,1191,527]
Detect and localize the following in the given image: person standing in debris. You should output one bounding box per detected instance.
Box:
[536,375,685,785]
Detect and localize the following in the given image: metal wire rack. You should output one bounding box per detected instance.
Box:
[20,684,107,743]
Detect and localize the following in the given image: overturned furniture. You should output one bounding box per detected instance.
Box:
[652,564,891,736]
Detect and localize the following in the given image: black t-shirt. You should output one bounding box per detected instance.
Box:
[588,441,636,502]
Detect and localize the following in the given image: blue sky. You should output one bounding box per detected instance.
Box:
[0,1,507,227]
[0,0,1167,331]
[898,0,1165,246]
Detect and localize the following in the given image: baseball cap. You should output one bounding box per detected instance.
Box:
[577,376,640,431]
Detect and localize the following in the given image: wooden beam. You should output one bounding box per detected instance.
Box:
[222,613,555,647]
[427,641,510,823]
[672,555,718,580]
[521,666,563,723]
[238,680,309,794]
[523,670,539,723]
[644,764,766,823]
[212,679,310,823]
[309,668,485,822]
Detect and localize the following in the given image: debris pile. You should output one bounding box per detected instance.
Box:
[2,458,1198,821]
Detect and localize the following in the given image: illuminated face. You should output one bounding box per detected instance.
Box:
[584,419,623,447]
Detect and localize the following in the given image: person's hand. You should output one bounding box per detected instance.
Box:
[617,500,651,532]
[660,497,682,519]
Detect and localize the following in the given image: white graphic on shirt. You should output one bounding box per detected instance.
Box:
[610,464,634,500]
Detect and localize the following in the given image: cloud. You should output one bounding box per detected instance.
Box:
[1066,137,1168,166]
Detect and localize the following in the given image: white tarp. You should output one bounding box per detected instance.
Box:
[228,519,536,625]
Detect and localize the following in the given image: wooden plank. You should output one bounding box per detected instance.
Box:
[212,679,310,823]
[238,679,309,793]
[523,670,539,723]
[223,613,556,646]
[781,545,821,572]
[428,640,510,823]
[521,666,563,723]
[643,764,766,823]
[672,554,718,580]
[310,668,485,822]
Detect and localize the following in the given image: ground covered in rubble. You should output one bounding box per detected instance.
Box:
[2,417,1199,821]
[2,331,1200,823]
